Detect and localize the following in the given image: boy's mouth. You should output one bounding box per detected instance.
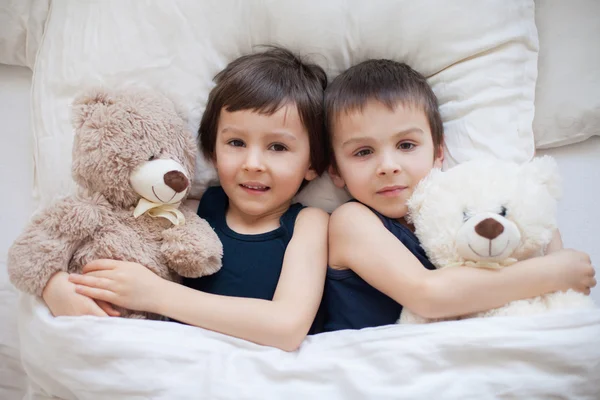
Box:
[240,183,270,193]
[377,185,408,197]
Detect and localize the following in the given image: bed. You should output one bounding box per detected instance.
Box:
[1,1,599,399]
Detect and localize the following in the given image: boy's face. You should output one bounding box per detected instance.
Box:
[330,100,443,220]
[213,104,317,218]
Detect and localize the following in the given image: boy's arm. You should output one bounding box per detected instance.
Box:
[329,202,595,319]
[42,199,202,318]
[156,207,328,351]
[43,272,118,317]
[72,207,328,351]
[546,229,564,254]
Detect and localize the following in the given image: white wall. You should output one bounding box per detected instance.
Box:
[537,137,600,304]
[0,64,33,400]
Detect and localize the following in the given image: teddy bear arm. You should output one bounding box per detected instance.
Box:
[6,200,96,296]
[55,195,107,239]
[160,206,223,278]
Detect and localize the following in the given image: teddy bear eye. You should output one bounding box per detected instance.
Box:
[148,149,165,161]
[462,210,470,222]
[499,206,507,217]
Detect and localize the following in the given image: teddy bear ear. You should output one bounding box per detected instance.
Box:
[163,91,191,126]
[521,155,562,200]
[142,83,191,126]
[71,87,117,129]
[407,167,443,218]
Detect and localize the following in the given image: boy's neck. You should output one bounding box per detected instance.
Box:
[396,217,415,232]
[225,200,292,235]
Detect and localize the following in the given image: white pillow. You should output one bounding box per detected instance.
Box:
[31,0,538,210]
[0,0,49,68]
[533,0,600,149]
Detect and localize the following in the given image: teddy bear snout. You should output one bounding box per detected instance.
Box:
[164,170,189,193]
[474,218,504,240]
[130,158,190,204]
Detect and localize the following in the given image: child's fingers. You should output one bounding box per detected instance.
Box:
[97,300,120,317]
[74,285,117,304]
[83,270,117,280]
[82,259,119,273]
[69,273,113,290]
[84,301,109,317]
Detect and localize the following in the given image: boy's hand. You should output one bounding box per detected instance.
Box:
[68,259,165,314]
[42,271,120,317]
[546,249,596,294]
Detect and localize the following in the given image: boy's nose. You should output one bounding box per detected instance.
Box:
[377,155,401,176]
[377,166,400,176]
[243,149,266,172]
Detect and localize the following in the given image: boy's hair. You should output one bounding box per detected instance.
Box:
[199,46,329,175]
[325,59,444,160]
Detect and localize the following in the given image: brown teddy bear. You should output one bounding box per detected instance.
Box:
[8,87,223,319]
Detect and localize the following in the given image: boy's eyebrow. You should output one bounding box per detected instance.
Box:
[221,127,297,141]
[393,128,424,138]
[341,127,424,148]
[221,126,246,135]
[265,131,298,142]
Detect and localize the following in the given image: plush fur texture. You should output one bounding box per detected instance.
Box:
[399,156,595,324]
[8,88,223,319]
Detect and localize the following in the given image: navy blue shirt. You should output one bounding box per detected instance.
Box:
[184,186,304,299]
[182,186,324,333]
[322,204,436,332]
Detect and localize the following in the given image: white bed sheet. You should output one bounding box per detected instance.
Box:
[18,295,600,400]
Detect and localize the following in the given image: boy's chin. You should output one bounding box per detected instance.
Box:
[371,203,408,220]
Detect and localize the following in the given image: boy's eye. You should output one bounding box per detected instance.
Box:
[227,139,245,147]
[354,149,372,157]
[269,143,288,152]
[398,142,415,151]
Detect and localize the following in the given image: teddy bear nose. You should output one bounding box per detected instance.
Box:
[163,170,189,193]
[474,218,504,240]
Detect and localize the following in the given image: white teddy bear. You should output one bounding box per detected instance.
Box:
[399,156,595,324]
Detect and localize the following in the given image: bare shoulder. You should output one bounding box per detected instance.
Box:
[297,206,329,222]
[294,206,329,232]
[328,202,391,269]
[329,201,380,234]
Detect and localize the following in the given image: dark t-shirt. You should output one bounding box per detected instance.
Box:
[322,203,435,332]
[182,186,323,333]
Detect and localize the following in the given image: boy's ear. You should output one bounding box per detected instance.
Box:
[328,165,345,188]
[304,167,318,182]
[433,144,444,169]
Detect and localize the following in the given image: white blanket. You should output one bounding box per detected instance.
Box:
[19,295,600,400]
